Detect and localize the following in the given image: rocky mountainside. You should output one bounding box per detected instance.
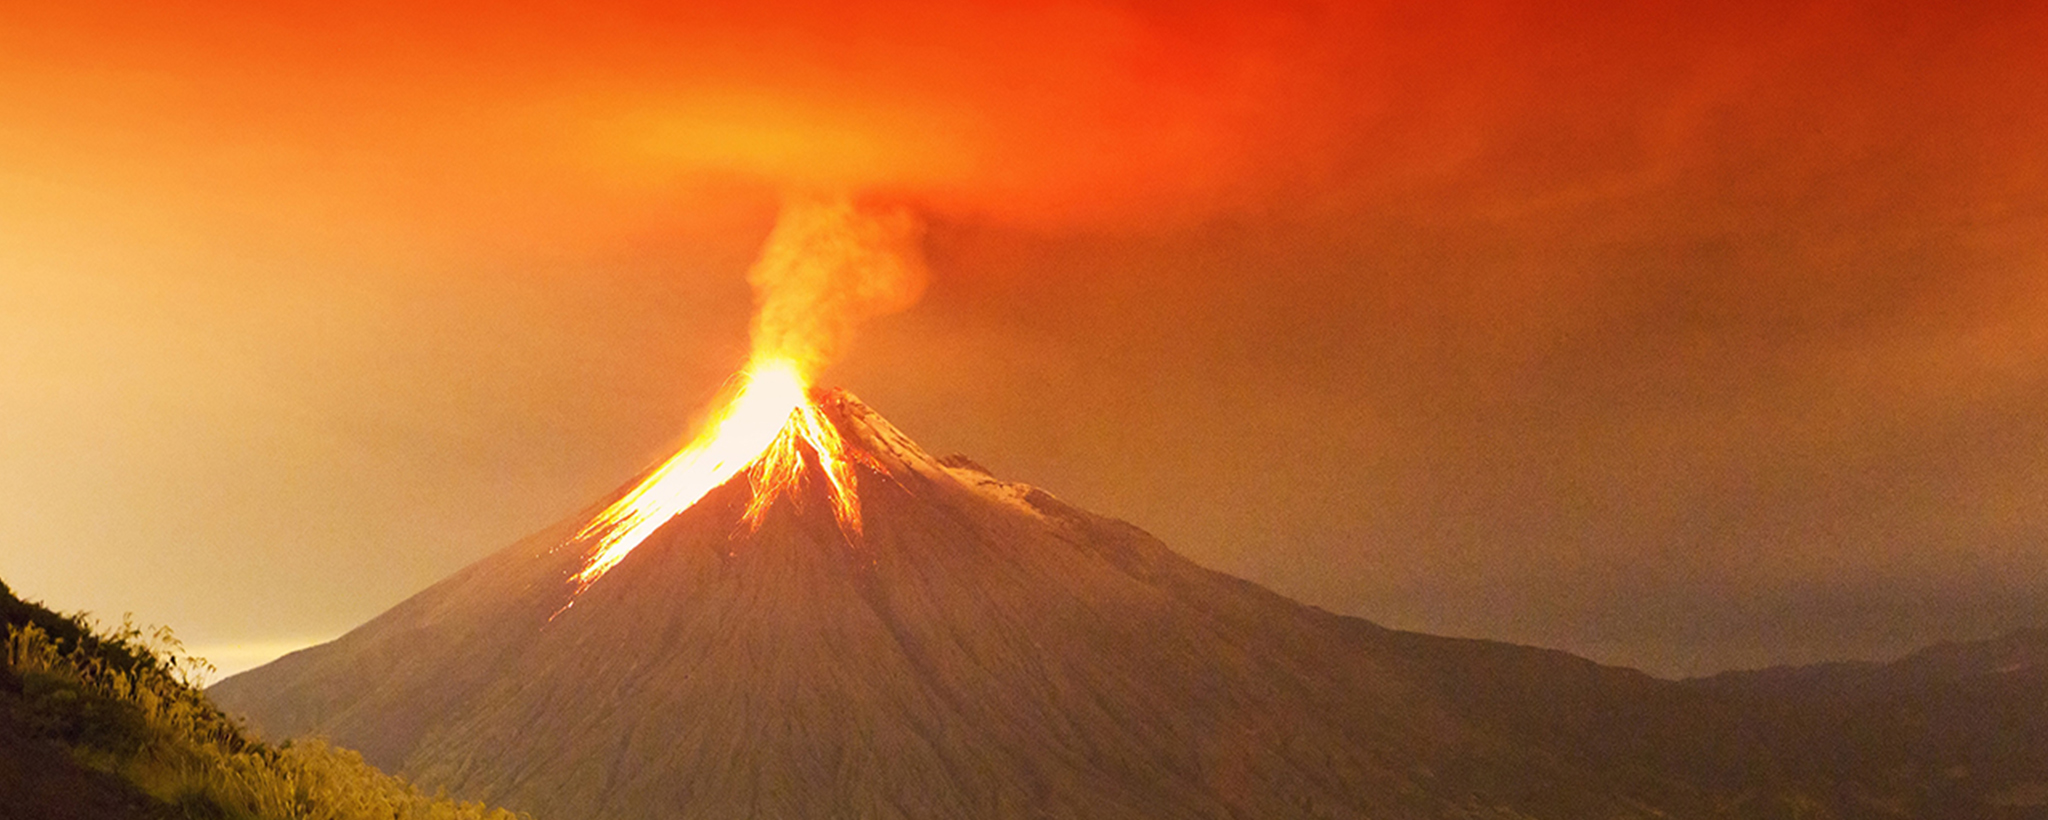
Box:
[210,392,2048,820]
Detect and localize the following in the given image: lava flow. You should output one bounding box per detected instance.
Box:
[564,194,924,598]
[569,358,860,592]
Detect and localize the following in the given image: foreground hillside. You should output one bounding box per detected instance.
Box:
[1,579,529,820]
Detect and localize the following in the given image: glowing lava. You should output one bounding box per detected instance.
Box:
[569,358,859,592]
[565,194,922,600]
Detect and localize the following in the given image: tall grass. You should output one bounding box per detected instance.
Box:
[5,608,528,820]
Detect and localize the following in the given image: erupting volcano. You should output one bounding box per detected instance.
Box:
[208,374,2048,820]
[204,200,2048,820]
[568,359,862,597]
[213,384,1482,819]
[212,375,2048,819]
[565,192,924,594]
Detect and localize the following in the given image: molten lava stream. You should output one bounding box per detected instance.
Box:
[569,358,860,594]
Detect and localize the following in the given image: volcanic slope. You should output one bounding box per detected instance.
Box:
[211,392,1961,820]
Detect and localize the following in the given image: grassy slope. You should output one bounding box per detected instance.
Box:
[1,579,530,820]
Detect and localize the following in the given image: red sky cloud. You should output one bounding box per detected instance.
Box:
[8,1,2043,231]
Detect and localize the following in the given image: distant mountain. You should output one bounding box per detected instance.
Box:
[1687,629,2048,817]
[210,392,2048,819]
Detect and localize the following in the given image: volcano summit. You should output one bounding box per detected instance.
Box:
[210,392,2048,819]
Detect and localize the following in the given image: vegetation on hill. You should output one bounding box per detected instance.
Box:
[1,579,529,820]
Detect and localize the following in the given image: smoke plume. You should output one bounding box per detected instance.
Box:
[746,195,929,376]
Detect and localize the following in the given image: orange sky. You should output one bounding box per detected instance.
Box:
[3,0,2046,676]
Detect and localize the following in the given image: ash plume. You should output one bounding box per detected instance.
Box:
[746,194,929,376]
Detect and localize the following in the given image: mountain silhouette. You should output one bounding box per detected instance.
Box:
[211,391,2048,819]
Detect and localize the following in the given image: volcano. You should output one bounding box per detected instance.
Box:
[210,391,2048,820]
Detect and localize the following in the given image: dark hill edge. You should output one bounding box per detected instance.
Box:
[0,701,171,820]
